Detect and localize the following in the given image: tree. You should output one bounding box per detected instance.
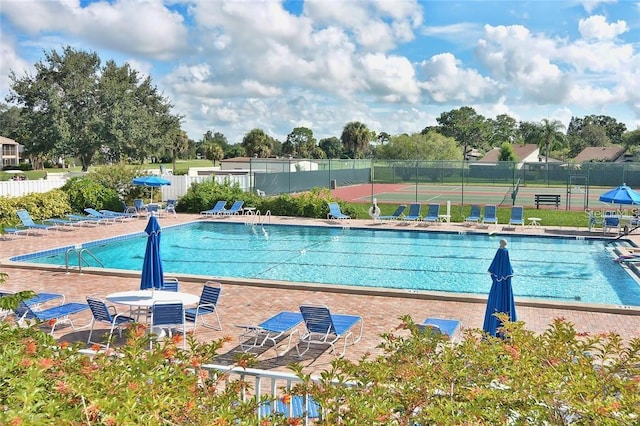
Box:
[241,128,273,158]
[567,115,626,145]
[435,107,489,158]
[7,46,179,171]
[377,131,460,161]
[204,143,224,166]
[319,137,343,159]
[340,121,372,159]
[169,130,189,173]
[285,127,316,158]
[540,118,566,165]
[487,114,521,147]
[498,142,517,162]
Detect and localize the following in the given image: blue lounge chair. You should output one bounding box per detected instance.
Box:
[297,304,363,357]
[401,203,422,222]
[2,227,29,238]
[16,209,54,233]
[86,296,136,349]
[15,300,90,334]
[327,202,351,221]
[0,291,64,312]
[134,199,147,213]
[201,200,227,216]
[220,200,245,215]
[84,208,119,222]
[422,203,440,223]
[377,204,406,221]
[465,205,482,224]
[66,214,104,226]
[122,200,137,215]
[185,281,222,331]
[42,217,85,228]
[482,205,498,225]
[164,199,177,216]
[237,311,304,357]
[509,206,525,227]
[418,317,460,340]
[99,209,136,220]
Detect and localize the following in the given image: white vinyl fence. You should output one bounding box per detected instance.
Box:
[0,174,252,201]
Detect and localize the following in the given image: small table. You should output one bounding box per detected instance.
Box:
[528,217,542,227]
[243,207,256,215]
[106,290,199,308]
[438,214,451,223]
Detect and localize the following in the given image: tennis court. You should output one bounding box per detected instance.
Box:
[332,183,604,211]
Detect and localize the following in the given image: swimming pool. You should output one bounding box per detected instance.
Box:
[11,221,640,307]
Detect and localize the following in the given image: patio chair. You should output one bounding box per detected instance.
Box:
[260,395,321,420]
[66,213,110,226]
[603,213,621,235]
[122,200,137,215]
[164,199,177,216]
[150,300,186,350]
[509,206,525,227]
[297,304,363,357]
[464,205,482,224]
[482,205,498,225]
[327,202,351,221]
[377,204,406,221]
[16,209,54,233]
[0,291,64,312]
[42,217,85,228]
[236,311,304,357]
[86,296,136,349]
[184,281,222,331]
[15,300,90,334]
[162,277,179,292]
[134,199,147,213]
[99,209,136,220]
[401,203,422,222]
[220,200,245,215]
[422,203,440,224]
[84,208,125,222]
[2,227,30,238]
[200,200,227,216]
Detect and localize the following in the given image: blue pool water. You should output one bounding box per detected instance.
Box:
[12,221,640,307]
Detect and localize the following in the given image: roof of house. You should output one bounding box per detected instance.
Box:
[573,146,626,162]
[0,136,19,145]
[478,144,539,163]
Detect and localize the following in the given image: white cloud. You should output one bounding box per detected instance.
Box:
[0,31,33,102]
[360,53,421,103]
[419,53,502,103]
[578,15,628,40]
[581,0,617,14]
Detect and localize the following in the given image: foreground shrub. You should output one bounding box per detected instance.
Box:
[61,177,121,212]
[0,190,72,228]
[290,316,640,425]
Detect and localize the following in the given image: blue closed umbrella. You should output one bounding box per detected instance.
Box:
[140,215,164,291]
[599,183,640,205]
[132,176,171,203]
[482,239,516,337]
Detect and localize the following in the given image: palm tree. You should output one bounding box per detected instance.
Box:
[540,118,565,184]
[340,122,371,159]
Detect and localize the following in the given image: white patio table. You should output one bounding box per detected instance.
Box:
[106,290,199,308]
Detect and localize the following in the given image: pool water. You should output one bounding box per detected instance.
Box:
[13,221,640,307]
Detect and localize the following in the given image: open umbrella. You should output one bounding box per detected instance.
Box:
[132,175,171,203]
[599,183,640,205]
[482,239,516,337]
[140,215,164,291]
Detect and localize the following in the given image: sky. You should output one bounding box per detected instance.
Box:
[1,0,639,145]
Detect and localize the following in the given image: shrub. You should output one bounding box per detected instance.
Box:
[61,177,121,212]
[290,315,640,425]
[88,164,147,204]
[177,179,254,213]
[0,190,72,229]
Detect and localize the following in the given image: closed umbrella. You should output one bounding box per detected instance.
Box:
[482,239,516,337]
[132,176,171,203]
[140,215,164,291]
[599,183,640,205]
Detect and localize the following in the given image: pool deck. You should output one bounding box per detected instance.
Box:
[1,213,639,374]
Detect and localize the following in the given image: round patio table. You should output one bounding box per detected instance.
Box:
[106,290,199,308]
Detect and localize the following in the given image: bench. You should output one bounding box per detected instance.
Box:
[534,194,560,209]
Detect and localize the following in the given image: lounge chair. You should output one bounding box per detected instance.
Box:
[42,217,85,228]
[99,209,136,220]
[401,203,422,222]
[83,208,123,222]
[482,205,498,225]
[16,209,54,233]
[509,206,525,227]
[201,200,227,216]
[0,291,64,312]
[220,200,245,215]
[297,304,363,357]
[66,214,105,226]
[15,300,90,334]
[122,200,137,215]
[86,296,136,349]
[418,317,460,339]
[377,204,406,221]
[164,199,177,216]
[327,202,351,221]
[422,203,440,224]
[133,199,147,213]
[464,205,482,224]
[236,311,304,357]
[2,227,29,238]
[184,281,222,331]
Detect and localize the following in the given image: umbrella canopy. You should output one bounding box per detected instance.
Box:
[599,183,640,205]
[140,215,164,291]
[132,176,171,203]
[482,239,517,337]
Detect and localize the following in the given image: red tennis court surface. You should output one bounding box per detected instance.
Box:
[332,183,602,210]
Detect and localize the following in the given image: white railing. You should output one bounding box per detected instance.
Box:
[0,179,66,197]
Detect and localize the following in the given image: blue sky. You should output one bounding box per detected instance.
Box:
[1,0,639,145]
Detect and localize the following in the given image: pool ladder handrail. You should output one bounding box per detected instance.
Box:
[250,210,271,228]
[65,247,104,274]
